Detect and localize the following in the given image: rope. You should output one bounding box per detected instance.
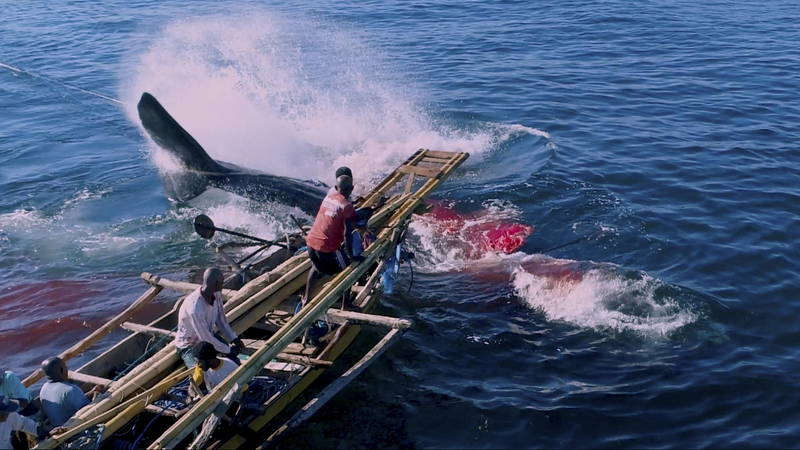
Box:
[0,61,125,105]
[130,400,178,449]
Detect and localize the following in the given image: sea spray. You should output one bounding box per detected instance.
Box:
[122,12,546,188]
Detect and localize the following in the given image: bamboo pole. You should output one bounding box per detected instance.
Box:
[264,328,404,446]
[68,371,114,388]
[353,260,386,308]
[24,286,163,387]
[140,272,236,298]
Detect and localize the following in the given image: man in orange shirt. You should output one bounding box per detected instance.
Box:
[303,174,359,306]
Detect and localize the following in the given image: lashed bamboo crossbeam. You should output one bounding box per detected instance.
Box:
[264,328,405,446]
[149,151,467,449]
[361,150,428,207]
[140,272,237,298]
[68,371,114,388]
[23,286,163,387]
[397,164,440,178]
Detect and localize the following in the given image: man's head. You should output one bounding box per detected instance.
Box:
[41,357,68,382]
[335,167,352,179]
[335,175,354,198]
[191,341,219,371]
[202,267,224,295]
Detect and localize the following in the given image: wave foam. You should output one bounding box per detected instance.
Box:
[510,254,695,336]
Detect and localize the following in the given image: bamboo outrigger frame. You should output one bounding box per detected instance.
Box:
[26,149,468,449]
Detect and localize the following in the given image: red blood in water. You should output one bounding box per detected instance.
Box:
[424,201,534,257]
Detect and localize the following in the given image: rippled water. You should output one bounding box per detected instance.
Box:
[2,0,799,447]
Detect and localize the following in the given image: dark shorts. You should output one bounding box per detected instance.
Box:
[308,247,349,276]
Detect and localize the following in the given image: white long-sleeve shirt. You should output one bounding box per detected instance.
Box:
[0,412,37,450]
[174,289,237,354]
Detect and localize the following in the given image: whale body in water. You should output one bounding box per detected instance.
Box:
[136,92,327,214]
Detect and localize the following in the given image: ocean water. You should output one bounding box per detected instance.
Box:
[2,0,799,448]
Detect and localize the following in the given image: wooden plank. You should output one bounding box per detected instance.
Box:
[273,354,332,368]
[221,324,363,449]
[325,310,412,330]
[265,329,405,446]
[68,371,113,388]
[403,172,416,193]
[397,164,440,179]
[23,285,163,387]
[361,150,427,207]
[282,343,317,356]
[421,155,451,163]
[422,149,460,159]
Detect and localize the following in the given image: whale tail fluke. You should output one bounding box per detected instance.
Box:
[137,92,228,174]
[136,92,327,210]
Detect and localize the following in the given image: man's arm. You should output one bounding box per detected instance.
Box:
[213,298,238,344]
[343,203,358,261]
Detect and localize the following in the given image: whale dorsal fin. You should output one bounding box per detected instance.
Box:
[137,92,228,174]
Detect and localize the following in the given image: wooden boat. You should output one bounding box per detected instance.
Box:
[22,149,468,449]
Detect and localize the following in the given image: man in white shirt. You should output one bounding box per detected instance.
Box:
[0,395,41,450]
[174,267,244,368]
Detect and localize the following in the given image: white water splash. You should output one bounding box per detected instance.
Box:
[510,254,695,336]
[122,12,548,186]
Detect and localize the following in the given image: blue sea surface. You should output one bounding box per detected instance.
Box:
[2,0,799,448]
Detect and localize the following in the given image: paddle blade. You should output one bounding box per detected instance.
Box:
[194,214,216,239]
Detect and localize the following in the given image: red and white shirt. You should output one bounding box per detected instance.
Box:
[306,191,356,253]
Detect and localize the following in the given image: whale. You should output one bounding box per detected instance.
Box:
[136,92,327,214]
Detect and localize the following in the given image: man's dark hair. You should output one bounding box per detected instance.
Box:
[335,167,353,178]
[191,341,218,361]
